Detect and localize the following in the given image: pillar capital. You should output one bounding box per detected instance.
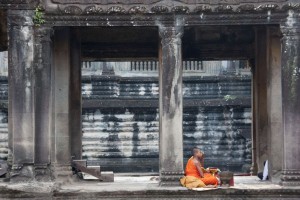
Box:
[158,26,184,46]
[280,12,300,39]
[280,26,300,38]
[34,26,53,40]
[7,9,34,27]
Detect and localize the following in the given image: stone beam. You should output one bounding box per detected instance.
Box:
[8,10,35,181]
[81,42,253,60]
[280,11,300,186]
[158,25,184,186]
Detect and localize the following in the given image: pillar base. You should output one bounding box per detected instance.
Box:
[34,164,52,182]
[10,164,34,183]
[250,163,258,176]
[51,164,74,184]
[280,170,300,186]
[159,171,184,186]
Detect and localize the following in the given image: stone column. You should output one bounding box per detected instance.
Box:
[158,26,184,186]
[249,58,258,176]
[8,10,35,181]
[33,26,53,181]
[280,16,300,186]
[70,29,82,160]
[51,27,72,181]
[266,26,283,184]
[253,27,268,173]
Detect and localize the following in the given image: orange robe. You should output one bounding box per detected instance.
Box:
[185,156,218,186]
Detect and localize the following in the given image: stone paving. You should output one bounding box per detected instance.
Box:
[1,175,300,199]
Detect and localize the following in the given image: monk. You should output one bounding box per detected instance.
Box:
[185,147,219,186]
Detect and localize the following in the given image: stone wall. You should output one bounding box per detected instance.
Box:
[82,75,252,173]
[0,58,252,173]
[0,76,8,161]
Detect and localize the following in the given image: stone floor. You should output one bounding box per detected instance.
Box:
[0,175,300,199]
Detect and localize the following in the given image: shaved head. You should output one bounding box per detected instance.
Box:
[192,147,200,156]
[192,147,204,160]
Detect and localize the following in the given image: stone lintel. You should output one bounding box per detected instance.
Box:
[42,0,300,16]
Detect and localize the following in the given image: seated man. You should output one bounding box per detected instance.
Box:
[185,147,219,186]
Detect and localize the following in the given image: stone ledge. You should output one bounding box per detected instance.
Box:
[82,98,251,108]
[1,176,300,199]
[0,184,300,199]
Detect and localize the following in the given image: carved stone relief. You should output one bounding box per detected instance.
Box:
[41,0,299,15]
[51,0,162,4]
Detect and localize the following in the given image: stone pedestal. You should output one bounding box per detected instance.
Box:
[280,20,300,186]
[8,10,35,181]
[158,26,184,186]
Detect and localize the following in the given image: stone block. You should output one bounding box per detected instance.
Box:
[100,171,114,182]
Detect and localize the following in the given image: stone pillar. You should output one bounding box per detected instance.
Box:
[280,16,300,186]
[33,26,53,181]
[253,27,268,173]
[158,26,184,186]
[249,58,258,176]
[266,26,283,184]
[51,27,72,181]
[70,29,82,160]
[8,10,35,181]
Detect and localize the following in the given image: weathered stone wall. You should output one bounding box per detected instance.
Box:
[0,74,252,173]
[82,75,252,173]
[0,76,8,161]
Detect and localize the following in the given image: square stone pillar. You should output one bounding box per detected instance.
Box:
[33,26,53,181]
[249,58,258,176]
[266,26,283,184]
[280,16,300,186]
[51,27,73,181]
[70,29,82,160]
[253,27,268,173]
[8,10,35,181]
[158,26,184,186]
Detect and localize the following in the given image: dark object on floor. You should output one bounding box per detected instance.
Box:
[219,171,234,187]
[257,172,269,180]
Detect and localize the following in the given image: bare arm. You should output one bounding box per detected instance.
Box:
[194,159,204,178]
